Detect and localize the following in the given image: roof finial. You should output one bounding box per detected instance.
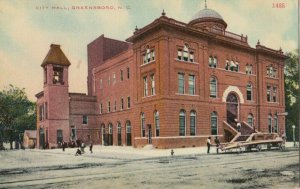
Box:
[205,0,207,9]
[162,9,166,16]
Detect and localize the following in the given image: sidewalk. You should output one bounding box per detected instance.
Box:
[32,142,297,160]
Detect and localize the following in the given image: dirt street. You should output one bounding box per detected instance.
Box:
[0,147,298,189]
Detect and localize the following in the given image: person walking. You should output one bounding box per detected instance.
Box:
[207,137,211,154]
[214,136,220,154]
[89,141,93,154]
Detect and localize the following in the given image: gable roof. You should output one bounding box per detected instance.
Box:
[41,44,71,67]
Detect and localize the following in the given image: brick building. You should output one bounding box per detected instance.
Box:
[36,6,287,149]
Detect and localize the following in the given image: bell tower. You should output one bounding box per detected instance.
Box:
[39,44,71,148]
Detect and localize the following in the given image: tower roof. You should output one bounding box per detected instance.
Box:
[41,44,71,67]
[191,8,224,21]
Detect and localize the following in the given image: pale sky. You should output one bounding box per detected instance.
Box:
[0,0,298,101]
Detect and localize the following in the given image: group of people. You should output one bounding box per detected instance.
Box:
[206,136,221,154]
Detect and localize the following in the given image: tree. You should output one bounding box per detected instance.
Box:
[284,51,299,141]
[0,85,36,149]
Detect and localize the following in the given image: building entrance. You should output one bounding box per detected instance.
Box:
[39,128,45,149]
[226,93,239,125]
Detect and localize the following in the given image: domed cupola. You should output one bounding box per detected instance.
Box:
[189,2,227,32]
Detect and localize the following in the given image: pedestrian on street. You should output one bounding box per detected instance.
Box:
[214,136,220,154]
[207,137,211,154]
[89,141,93,154]
[75,148,82,156]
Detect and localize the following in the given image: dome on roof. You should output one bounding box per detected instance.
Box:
[189,7,227,30]
[191,8,223,21]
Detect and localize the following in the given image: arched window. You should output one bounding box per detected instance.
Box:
[210,77,217,98]
[247,83,253,101]
[179,110,186,136]
[235,62,239,72]
[108,123,113,134]
[117,122,122,146]
[211,111,218,135]
[274,115,278,133]
[268,114,272,133]
[154,111,160,136]
[141,112,145,137]
[117,122,121,134]
[190,111,196,136]
[247,114,254,127]
[126,121,132,146]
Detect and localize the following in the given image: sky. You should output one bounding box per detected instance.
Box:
[0,0,298,101]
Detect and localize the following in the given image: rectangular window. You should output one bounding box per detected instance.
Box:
[71,126,76,140]
[143,76,148,96]
[99,79,103,89]
[108,75,111,85]
[45,102,48,119]
[39,105,43,121]
[113,73,116,84]
[189,52,194,62]
[108,101,111,112]
[120,70,123,81]
[114,100,117,111]
[188,75,195,95]
[100,103,103,114]
[127,67,130,79]
[177,49,182,60]
[151,74,155,95]
[273,86,277,102]
[82,115,88,124]
[151,50,155,61]
[211,116,217,135]
[267,86,271,102]
[179,114,186,136]
[178,73,185,94]
[121,98,124,110]
[127,97,131,108]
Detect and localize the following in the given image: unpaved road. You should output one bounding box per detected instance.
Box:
[0,149,298,189]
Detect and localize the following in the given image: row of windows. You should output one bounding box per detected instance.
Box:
[101,121,132,134]
[99,97,131,114]
[268,114,278,133]
[177,73,254,101]
[143,74,155,97]
[266,65,278,78]
[99,68,130,89]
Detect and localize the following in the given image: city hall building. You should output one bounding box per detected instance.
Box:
[36,6,287,149]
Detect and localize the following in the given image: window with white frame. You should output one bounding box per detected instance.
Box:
[82,115,88,124]
[108,75,111,86]
[143,76,148,97]
[190,111,196,136]
[246,64,253,75]
[113,73,116,84]
[100,79,103,89]
[274,115,278,133]
[247,114,253,127]
[178,73,185,94]
[188,75,195,95]
[273,86,277,102]
[267,65,277,78]
[211,111,218,135]
[127,67,130,79]
[143,47,155,64]
[150,74,155,95]
[121,98,124,110]
[179,110,186,136]
[141,112,145,137]
[210,77,217,98]
[99,103,103,114]
[154,111,160,136]
[114,100,117,111]
[120,70,123,81]
[267,85,271,102]
[127,97,130,108]
[268,114,272,133]
[209,56,217,68]
[177,44,194,62]
[247,83,253,101]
